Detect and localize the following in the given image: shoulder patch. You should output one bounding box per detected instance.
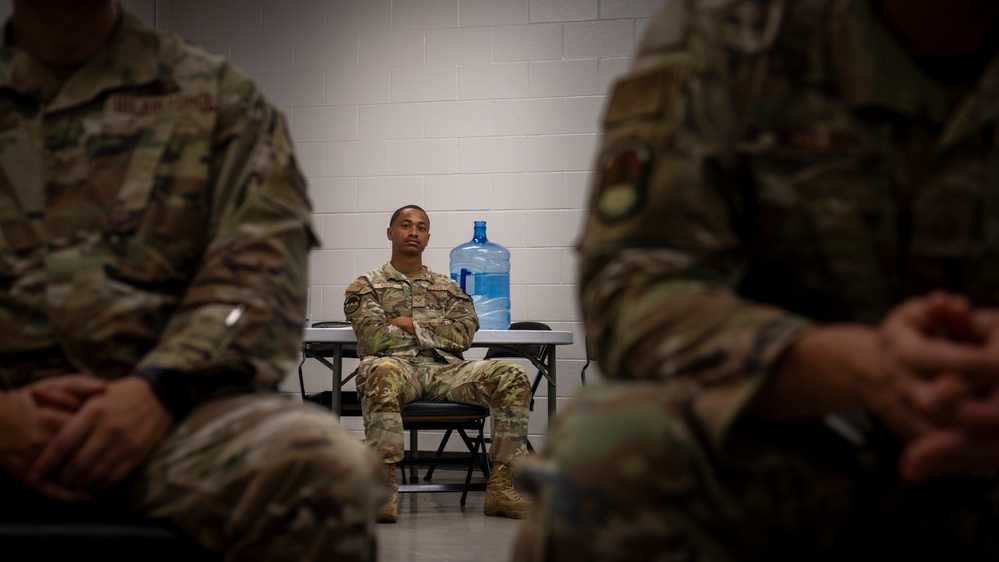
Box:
[344,293,362,315]
[594,137,652,224]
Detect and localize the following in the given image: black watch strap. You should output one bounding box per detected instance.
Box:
[134,368,192,418]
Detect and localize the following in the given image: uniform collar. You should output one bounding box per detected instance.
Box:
[0,6,161,111]
[828,0,999,149]
[383,262,433,283]
[828,0,951,121]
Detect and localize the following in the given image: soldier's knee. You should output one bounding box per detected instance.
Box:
[368,358,404,378]
[307,432,382,499]
[540,382,701,504]
[365,358,407,389]
[492,362,531,404]
[269,408,383,505]
[517,384,707,559]
[498,361,530,386]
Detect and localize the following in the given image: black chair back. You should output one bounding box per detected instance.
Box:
[482,321,552,410]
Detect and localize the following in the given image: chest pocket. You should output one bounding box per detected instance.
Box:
[909,175,983,260]
[93,112,212,286]
[740,125,896,322]
[105,117,176,232]
[904,169,985,295]
[371,281,410,318]
[412,282,464,324]
[0,118,44,279]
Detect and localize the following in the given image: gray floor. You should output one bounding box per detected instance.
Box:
[377,470,526,562]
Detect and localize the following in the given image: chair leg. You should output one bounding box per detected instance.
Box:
[474,434,491,479]
[481,437,492,478]
[408,428,420,483]
[422,428,455,482]
[459,422,488,505]
[296,354,308,401]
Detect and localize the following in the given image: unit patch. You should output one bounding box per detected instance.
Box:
[344,294,362,315]
[595,137,652,224]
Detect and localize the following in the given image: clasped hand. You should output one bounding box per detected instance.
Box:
[874,291,999,482]
[0,375,174,502]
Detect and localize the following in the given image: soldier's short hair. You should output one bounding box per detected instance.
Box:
[389,205,429,228]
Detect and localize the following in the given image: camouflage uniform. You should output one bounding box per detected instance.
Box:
[345,263,531,465]
[0,8,381,561]
[515,0,999,560]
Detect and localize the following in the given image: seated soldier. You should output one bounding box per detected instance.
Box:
[515,0,999,559]
[0,1,383,559]
[344,205,532,523]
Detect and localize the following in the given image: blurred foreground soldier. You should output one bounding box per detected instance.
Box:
[515,0,999,560]
[345,205,532,522]
[0,1,382,559]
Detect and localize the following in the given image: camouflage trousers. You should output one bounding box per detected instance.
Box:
[125,393,385,561]
[355,356,531,465]
[513,381,999,562]
[0,393,383,560]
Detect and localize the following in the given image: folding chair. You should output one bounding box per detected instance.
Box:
[420,321,552,486]
[482,321,553,415]
[299,322,490,505]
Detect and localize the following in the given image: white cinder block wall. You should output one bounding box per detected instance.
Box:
[0,0,667,448]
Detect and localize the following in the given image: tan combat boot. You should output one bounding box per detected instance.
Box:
[376,463,399,523]
[483,463,531,519]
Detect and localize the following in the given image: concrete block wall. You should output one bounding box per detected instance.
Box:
[0,0,668,447]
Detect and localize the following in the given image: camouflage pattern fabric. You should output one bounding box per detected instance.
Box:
[346,263,531,465]
[0,8,381,560]
[516,0,999,558]
[134,393,384,561]
[579,0,999,448]
[357,356,531,465]
[0,8,315,395]
[345,263,479,363]
[514,382,999,561]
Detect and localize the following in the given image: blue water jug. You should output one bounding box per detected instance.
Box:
[450,221,511,330]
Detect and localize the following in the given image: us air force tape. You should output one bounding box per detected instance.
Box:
[595,137,651,224]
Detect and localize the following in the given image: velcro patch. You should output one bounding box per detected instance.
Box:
[594,137,652,224]
[344,294,362,315]
[605,69,668,125]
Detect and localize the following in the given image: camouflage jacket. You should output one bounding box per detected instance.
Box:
[344,263,478,363]
[579,0,999,449]
[0,8,317,400]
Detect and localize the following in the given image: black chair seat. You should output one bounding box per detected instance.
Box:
[397,401,490,500]
[400,401,488,422]
[305,391,487,422]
